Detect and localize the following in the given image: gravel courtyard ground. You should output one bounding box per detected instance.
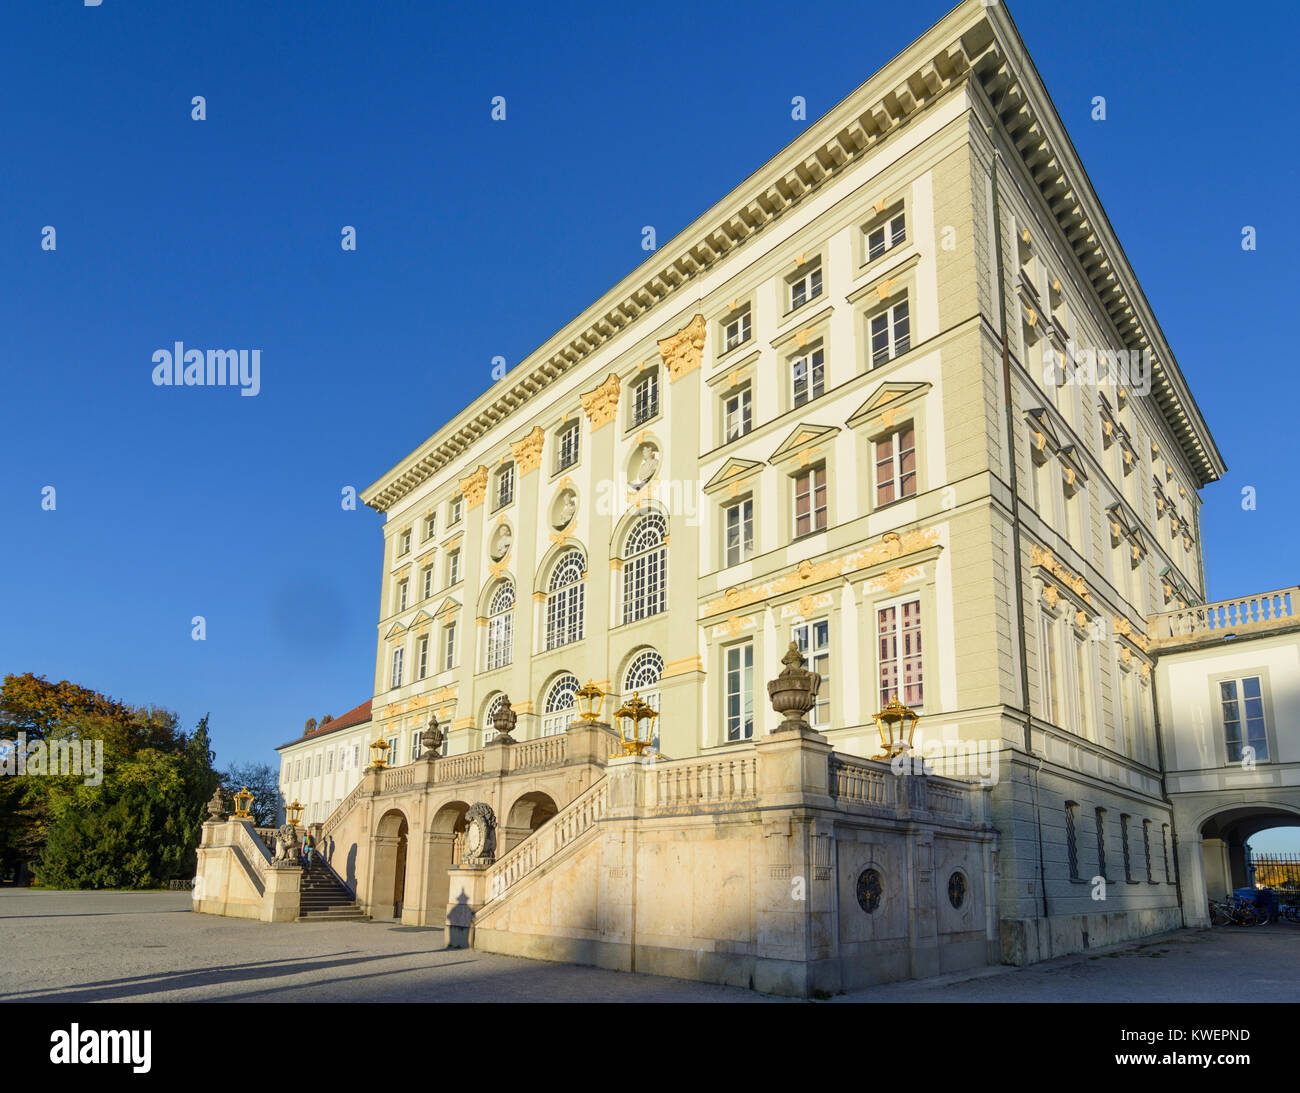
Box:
[1,889,1296,1003]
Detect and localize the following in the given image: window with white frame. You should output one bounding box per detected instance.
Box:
[417,634,429,680]
[386,735,399,767]
[624,650,664,751]
[390,646,404,689]
[422,565,434,601]
[869,298,911,366]
[1220,676,1268,762]
[1038,610,1059,724]
[442,623,456,672]
[792,619,830,727]
[631,371,659,426]
[793,466,827,538]
[874,425,917,506]
[556,421,580,473]
[398,529,412,556]
[486,581,515,670]
[724,385,752,441]
[397,579,409,612]
[725,642,754,741]
[877,599,923,709]
[723,307,751,352]
[542,674,580,736]
[450,495,464,525]
[788,261,822,311]
[325,750,333,774]
[865,209,906,262]
[791,346,825,406]
[447,548,461,587]
[623,513,667,623]
[494,463,515,510]
[1073,633,1094,741]
[724,497,754,567]
[423,514,437,541]
[1114,664,1133,756]
[409,732,422,762]
[546,549,586,650]
[314,754,321,777]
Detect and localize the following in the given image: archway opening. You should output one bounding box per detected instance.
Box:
[423,801,471,928]
[1200,807,1300,900]
[503,791,559,854]
[371,808,410,921]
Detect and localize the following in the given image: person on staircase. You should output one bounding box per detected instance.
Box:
[302,830,315,876]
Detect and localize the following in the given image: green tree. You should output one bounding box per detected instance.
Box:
[220,762,283,827]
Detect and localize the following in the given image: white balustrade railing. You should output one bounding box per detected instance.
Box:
[433,752,484,782]
[1149,587,1297,643]
[829,756,889,806]
[509,734,567,772]
[650,754,758,811]
[381,763,417,792]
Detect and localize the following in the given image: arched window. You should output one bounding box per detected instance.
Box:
[484,693,510,744]
[486,581,515,671]
[623,513,667,624]
[542,674,580,737]
[624,649,664,751]
[546,549,586,650]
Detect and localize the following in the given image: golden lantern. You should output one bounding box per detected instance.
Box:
[613,692,658,756]
[576,679,605,723]
[368,736,391,770]
[232,786,254,819]
[287,799,305,827]
[871,696,920,760]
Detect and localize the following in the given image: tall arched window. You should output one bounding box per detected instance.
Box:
[486,581,515,670]
[624,649,664,751]
[623,513,667,623]
[542,674,580,737]
[483,693,510,744]
[546,550,586,650]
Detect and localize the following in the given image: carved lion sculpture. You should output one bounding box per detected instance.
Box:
[271,823,301,865]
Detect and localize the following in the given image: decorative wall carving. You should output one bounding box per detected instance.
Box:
[581,373,620,429]
[510,426,545,476]
[658,314,707,382]
[460,465,489,510]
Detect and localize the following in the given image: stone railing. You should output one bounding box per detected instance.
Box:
[483,778,609,904]
[234,820,272,868]
[433,752,485,783]
[508,734,567,773]
[829,755,889,806]
[254,827,279,853]
[382,763,418,793]
[925,782,969,819]
[1148,587,1298,649]
[648,753,759,812]
[320,780,369,842]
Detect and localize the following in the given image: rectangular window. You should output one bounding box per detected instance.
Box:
[387,736,399,766]
[410,733,422,762]
[1221,676,1268,762]
[1066,802,1080,880]
[314,755,321,777]
[417,635,429,680]
[874,425,917,506]
[1121,814,1133,882]
[1162,823,1172,883]
[423,514,436,541]
[792,619,831,727]
[397,579,409,612]
[1143,819,1153,882]
[878,599,923,709]
[1095,807,1108,880]
[556,421,580,472]
[725,643,754,741]
[443,623,457,672]
[793,466,827,538]
[632,372,659,426]
[447,549,461,587]
[450,496,464,525]
[870,299,911,366]
[398,529,412,557]
[391,647,404,689]
[325,750,333,774]
[866,210,906,261]
[791,347,825,407]
[1074,636,1093,740]
[723,309,751,352]
[724,386,753,441]
[423,565,434,601]
[495,464,515,510]
[1039,612,1059,724]
[789,263,823,311]
[724,497,754,567]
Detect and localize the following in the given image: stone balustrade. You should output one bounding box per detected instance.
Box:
[1148,587,1298,649]
[829,755,889,805]
[648,753,759,811]
[508,733,567,772]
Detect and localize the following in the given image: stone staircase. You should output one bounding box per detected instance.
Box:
[298,864,369,923]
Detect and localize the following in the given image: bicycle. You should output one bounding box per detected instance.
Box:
[1208,897,1270,926]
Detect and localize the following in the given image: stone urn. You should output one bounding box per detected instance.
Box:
[491,696,517,744]
[205,787,226,821]
[766,642,822,734]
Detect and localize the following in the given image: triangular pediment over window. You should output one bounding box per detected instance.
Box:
[703,457,764,495]
[434,596,461,619]
[846,381,931,431]
[383,621,408,640]
[767,423,840,466]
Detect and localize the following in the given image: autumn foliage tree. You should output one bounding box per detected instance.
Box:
[0,673,219,888]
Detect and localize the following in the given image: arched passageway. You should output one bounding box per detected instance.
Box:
[420,801,470,927]
[370,809,409,921]
[503,791,559,854]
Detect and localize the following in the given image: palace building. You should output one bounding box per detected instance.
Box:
[227,1,1291,992]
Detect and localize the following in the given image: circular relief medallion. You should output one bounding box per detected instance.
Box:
[948,871,967,909]
[551,489,578,531]
[855,868,883,914]
[489,524,513,562]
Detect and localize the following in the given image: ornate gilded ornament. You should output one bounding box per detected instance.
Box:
[460,465,489,510]
[657,314,707,382]
[510,426,545,476]
[581,373,621,429]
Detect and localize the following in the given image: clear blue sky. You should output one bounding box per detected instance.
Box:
[1,0,1296,795]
